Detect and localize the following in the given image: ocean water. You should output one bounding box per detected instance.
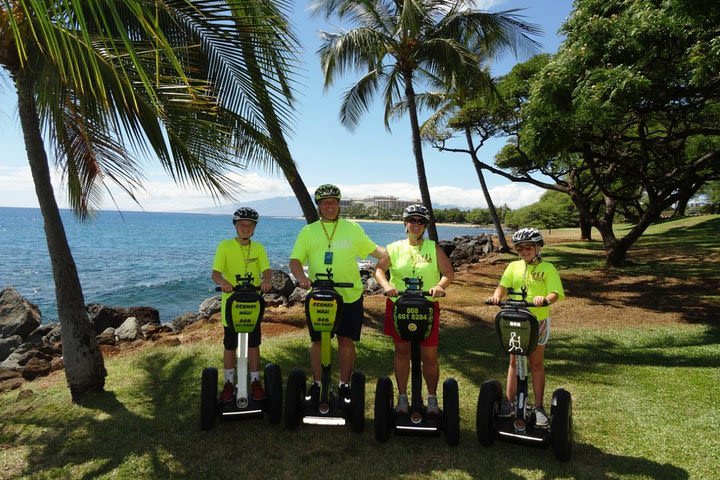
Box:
[0,207,489,323]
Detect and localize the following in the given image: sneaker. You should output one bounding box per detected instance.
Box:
[251,380,266,401]
[220,381,234,403]
[535,406,549,427]
[395,394,409,414]
[426,395,440,416]
[499,399,514,417]
[339,383,352,406]
[305,382,320,405]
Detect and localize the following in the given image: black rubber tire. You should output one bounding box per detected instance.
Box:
[284,369,306,430]
[374,377,394,442]
[264,363,283,425]
[550,388,573,461]
[476,379,502,446]
[443,378,460,446]
[200,367,218,431]
[350,371,366,433]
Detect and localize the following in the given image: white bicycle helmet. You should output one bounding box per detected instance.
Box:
[402,204,431,222]
[512,227,544,247]
[232,207,259,224]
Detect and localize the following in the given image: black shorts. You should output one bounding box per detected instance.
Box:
[310,297,364,342]
[223,322,261,350]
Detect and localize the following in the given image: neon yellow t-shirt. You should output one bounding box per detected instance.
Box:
[386,239,440,301]
[290,218,377,303]
[499,259,565,321]
[212,239,271,326]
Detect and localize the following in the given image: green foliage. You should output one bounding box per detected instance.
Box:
[505,190,578,230]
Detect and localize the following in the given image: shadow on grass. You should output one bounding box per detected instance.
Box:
[3,324,704,479]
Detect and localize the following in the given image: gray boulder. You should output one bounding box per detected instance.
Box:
[115,317,143,342]
[0,287,41,339]
[199,296,221,317]
[270,269,296,298]
[0,335,22,362]
[171,312,199,332]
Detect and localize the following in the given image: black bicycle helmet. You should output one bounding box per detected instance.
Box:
[402,204,431,222]
[314,184,341,204]
[232,207,259,224]
[512,227,544,247]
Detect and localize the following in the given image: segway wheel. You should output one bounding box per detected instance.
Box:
[476,379,502,446]
[284,369,306,430]
[374,377,394,442]
[200,367,218,431]
[264,363,283,425]
[350,371,366,433]
[550,388,573,461]
[442,378,460,446]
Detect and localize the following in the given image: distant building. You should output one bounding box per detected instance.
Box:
[353,196,420,210]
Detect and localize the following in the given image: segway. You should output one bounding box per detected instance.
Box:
[284,268,366,432]
[476,288,573,461]
[200,273,283,430]
[374,277,460,445]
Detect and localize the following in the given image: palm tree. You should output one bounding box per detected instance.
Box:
[1,0,299,401]
[419,71,512,252]
[312,0,540,240]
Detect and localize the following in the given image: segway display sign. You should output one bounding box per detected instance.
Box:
[225,292,263,333]
[495,310,538,356]
[394,295,434,341]
[307,294,339,333]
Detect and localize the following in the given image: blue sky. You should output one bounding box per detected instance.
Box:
[0,0,574,212]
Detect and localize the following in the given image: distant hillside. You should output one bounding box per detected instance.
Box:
[186,196,463,218]
[185,196,302,217]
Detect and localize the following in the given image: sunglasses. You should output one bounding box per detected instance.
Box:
[515,244,536,252]
[406,218,428,225]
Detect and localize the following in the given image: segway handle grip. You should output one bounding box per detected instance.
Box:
[311,281,354,288]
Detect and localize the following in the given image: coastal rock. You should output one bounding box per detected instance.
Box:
[264,293,287,308]
[115,317,143,342]
[87,304,160,334]
[0,335,22,362]
[25,324,56,347]
[270,270,296,298]
[96,328,116,346]
[0,369,24,393]
[445,234,494,268]
[0,287,41,339]
[199,296,221,317]
[171,312,200,332]
[288,287,307,305]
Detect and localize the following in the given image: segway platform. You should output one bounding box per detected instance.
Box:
[476,290,573,460]
[374,278,460,445]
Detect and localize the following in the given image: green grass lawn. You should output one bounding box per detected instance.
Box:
[2,323,718,480]
[2,215,719,479]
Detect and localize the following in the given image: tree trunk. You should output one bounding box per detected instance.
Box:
[15,72,106,401]
[404,73,438,241]
[465,129,510,252]
[239,36,317,223]
[579,214,593,241]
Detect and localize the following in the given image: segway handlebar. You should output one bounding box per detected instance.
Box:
[310,280,354,289]
[485,298,548,307]
[215,284,261,293]
[384,290,445,298]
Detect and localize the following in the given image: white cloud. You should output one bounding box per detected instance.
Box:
[1,168,544,212]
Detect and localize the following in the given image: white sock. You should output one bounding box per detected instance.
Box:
[339,381,349,388]
[224,369,234,383]
[250,371,260,382]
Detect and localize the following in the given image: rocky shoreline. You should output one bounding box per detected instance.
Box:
[0,234,494,392]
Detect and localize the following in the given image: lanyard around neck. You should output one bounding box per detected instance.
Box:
[320,220,338,249]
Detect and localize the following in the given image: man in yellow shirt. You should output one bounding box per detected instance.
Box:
[289,184,385,405]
